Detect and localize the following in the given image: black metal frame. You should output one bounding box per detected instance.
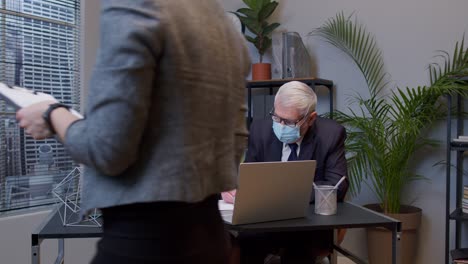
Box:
[31,205,103,264]
[445,76,468,264]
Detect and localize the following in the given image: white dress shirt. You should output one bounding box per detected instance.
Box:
[281,139,303,162]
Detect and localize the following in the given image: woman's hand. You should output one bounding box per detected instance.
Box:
[16,100,57,140]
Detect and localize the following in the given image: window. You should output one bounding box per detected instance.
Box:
[0,0,81,211]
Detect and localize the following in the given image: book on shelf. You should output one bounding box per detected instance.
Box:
[463,199,468,212]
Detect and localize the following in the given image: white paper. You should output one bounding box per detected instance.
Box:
[218,200,234,211]
[0,82,83,118]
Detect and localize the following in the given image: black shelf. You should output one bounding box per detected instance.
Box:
[451,248,468,262]
[450,208,468,221]
[445,91,468,264]
[450,141,468,151]
[246,77,333,88]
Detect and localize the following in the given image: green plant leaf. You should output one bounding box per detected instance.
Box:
[256,0,271,11]
[259,37,272,55]
[258,2,278,21]
[262,22,280,37]
[242,0,256,9]
[238,16,262,35]
[236,8,258,19]
[245,35,256,44]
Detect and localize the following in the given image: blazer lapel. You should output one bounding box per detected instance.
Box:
[298,123,317,160]
[267,132,283,162]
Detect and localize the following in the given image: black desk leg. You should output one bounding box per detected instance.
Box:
[239,245,247,264]
[329,87,333,119]
[31,234,40,264]
[392,224,402,264]
[247,86,252,127]
[54,239,65,264]
[330,229,338,264]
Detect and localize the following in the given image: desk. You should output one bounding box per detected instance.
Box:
[226,202,401,264]
[31,206,102,264]
[32,202,400,264]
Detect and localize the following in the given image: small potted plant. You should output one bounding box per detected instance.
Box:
[235,0,280,80]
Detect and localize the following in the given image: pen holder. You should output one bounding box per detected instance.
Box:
[314,185,337,215]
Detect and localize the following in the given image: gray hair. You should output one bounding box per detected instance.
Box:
[274,81,317,115]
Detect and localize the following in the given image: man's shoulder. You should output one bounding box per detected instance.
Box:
[316,116,344,129]
[314,117,345,137]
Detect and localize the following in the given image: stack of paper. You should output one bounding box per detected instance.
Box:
[0,82,82,118]
[453,136,468,143]
[218,200,234,211]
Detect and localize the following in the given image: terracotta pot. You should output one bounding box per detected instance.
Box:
[365,204,422,264]
[252,63,271,80]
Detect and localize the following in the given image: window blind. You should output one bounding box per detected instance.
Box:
[0,0,80,211]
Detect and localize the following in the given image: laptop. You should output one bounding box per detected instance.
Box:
[220,160,316,225]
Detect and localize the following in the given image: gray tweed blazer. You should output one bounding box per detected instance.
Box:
[65,0,250,213]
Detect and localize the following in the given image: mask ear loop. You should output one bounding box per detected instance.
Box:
[299,102,314,127]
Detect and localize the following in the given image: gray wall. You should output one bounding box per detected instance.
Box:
[0,207,98,264]
[80,0,100,108]
[221,0,468,263]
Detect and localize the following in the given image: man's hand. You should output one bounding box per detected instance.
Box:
[16,100,57,140]
[221,190,237,204]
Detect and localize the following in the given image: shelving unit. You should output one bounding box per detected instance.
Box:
[445,75,468,264]
[246,77,334,127]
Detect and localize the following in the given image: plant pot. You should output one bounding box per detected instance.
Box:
[252,63,271,80]
[364,204,422,264]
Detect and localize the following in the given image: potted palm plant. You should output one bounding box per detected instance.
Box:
[234,0,280,80]
[310,12,468,264]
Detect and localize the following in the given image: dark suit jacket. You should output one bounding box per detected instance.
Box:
[245,117,349,201]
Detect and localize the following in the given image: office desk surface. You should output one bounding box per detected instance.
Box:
[32,206,103,240]
[34,202,398,239]
[226,202,400,234]
[31,203,400,264]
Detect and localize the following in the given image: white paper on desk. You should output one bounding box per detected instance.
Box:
[218,200,234,211]
[0,82,83,118]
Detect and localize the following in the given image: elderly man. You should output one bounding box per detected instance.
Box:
[224,81,348,264]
